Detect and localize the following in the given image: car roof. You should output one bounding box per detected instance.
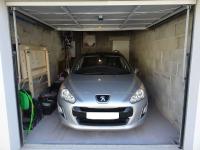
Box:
[82,51,123,57]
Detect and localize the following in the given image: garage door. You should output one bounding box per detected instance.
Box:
[6,0,195,149]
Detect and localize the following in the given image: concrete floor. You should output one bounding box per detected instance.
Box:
[25,105,179,145]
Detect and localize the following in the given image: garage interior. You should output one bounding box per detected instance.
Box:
[9,4,193,146]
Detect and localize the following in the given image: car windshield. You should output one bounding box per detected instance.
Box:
[72,55,132,75]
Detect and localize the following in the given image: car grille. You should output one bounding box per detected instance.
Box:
[80,107,126,112]
[72,107,133,126]
[77,118,129,126]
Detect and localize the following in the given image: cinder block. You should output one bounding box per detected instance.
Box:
[130,14,191,131]
[175,20,186,37]
[12,18,63,97]
[176,36,185,49]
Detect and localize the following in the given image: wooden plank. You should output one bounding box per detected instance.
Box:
[21,71,47,83]
[19,44,51,97]
[19,45,49,80]
[31,68,47,78]
[29,48,46,71]
[32,66,47,72]
[19,45,48,80]
[45,50,51,87]
[19,45,29,80]
[25,49,34,96]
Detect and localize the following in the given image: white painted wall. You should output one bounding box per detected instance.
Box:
[5,0,196,6]
[184,0,200,150]
[0,0,20,150]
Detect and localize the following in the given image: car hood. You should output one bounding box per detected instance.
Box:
[64,74,141,102]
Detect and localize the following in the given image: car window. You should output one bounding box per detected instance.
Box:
[72,55,132,75]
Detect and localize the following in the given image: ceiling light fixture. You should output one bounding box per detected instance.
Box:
[98,15,103,21]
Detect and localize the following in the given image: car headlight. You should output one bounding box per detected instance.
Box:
[61,89,76,104]
[130,86,145,103]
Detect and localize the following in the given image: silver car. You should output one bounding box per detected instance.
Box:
[57,52,148,130]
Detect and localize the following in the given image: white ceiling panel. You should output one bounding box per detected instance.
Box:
[129,13,171,19]
[46,20,75,24]
[126,19,155,24]
[32,14,72,19]
[67,6,135,13]
[16,5,187,31]
[74,14,128,20]
[136,5,180,12]
[125,24,148,28]
[78,20,123,24]
[21,6,64,13]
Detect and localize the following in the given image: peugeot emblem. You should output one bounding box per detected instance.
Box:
[96,95,110,103]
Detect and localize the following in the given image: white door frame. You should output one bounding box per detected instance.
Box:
[183,0,200,149]
[5,0,196,6]
[0,0,21,150]
[0,0,200,150]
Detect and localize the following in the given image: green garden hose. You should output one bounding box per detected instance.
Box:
[18,90,35,133]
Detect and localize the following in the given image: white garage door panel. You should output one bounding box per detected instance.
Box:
[8,0,195,31]
[6,0,196,6]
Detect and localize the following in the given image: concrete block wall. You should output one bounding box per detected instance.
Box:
[80,31,130,54]
[10,16,64,96]
[130,13,193,131]
[10,17,64,82]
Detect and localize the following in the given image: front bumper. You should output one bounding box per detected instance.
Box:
[57,98,148,131]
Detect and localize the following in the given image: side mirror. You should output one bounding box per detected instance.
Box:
[134,68,139,75]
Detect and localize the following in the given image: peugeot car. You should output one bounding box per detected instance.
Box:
[57,52,148,130]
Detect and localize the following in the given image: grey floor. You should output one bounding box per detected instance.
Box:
[25,105,179,145]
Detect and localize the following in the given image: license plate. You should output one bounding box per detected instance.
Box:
[86,112,119,120]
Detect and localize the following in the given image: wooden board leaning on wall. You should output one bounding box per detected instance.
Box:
[19,44,51,97]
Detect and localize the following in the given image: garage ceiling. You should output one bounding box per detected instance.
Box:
[15,5,188,31]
